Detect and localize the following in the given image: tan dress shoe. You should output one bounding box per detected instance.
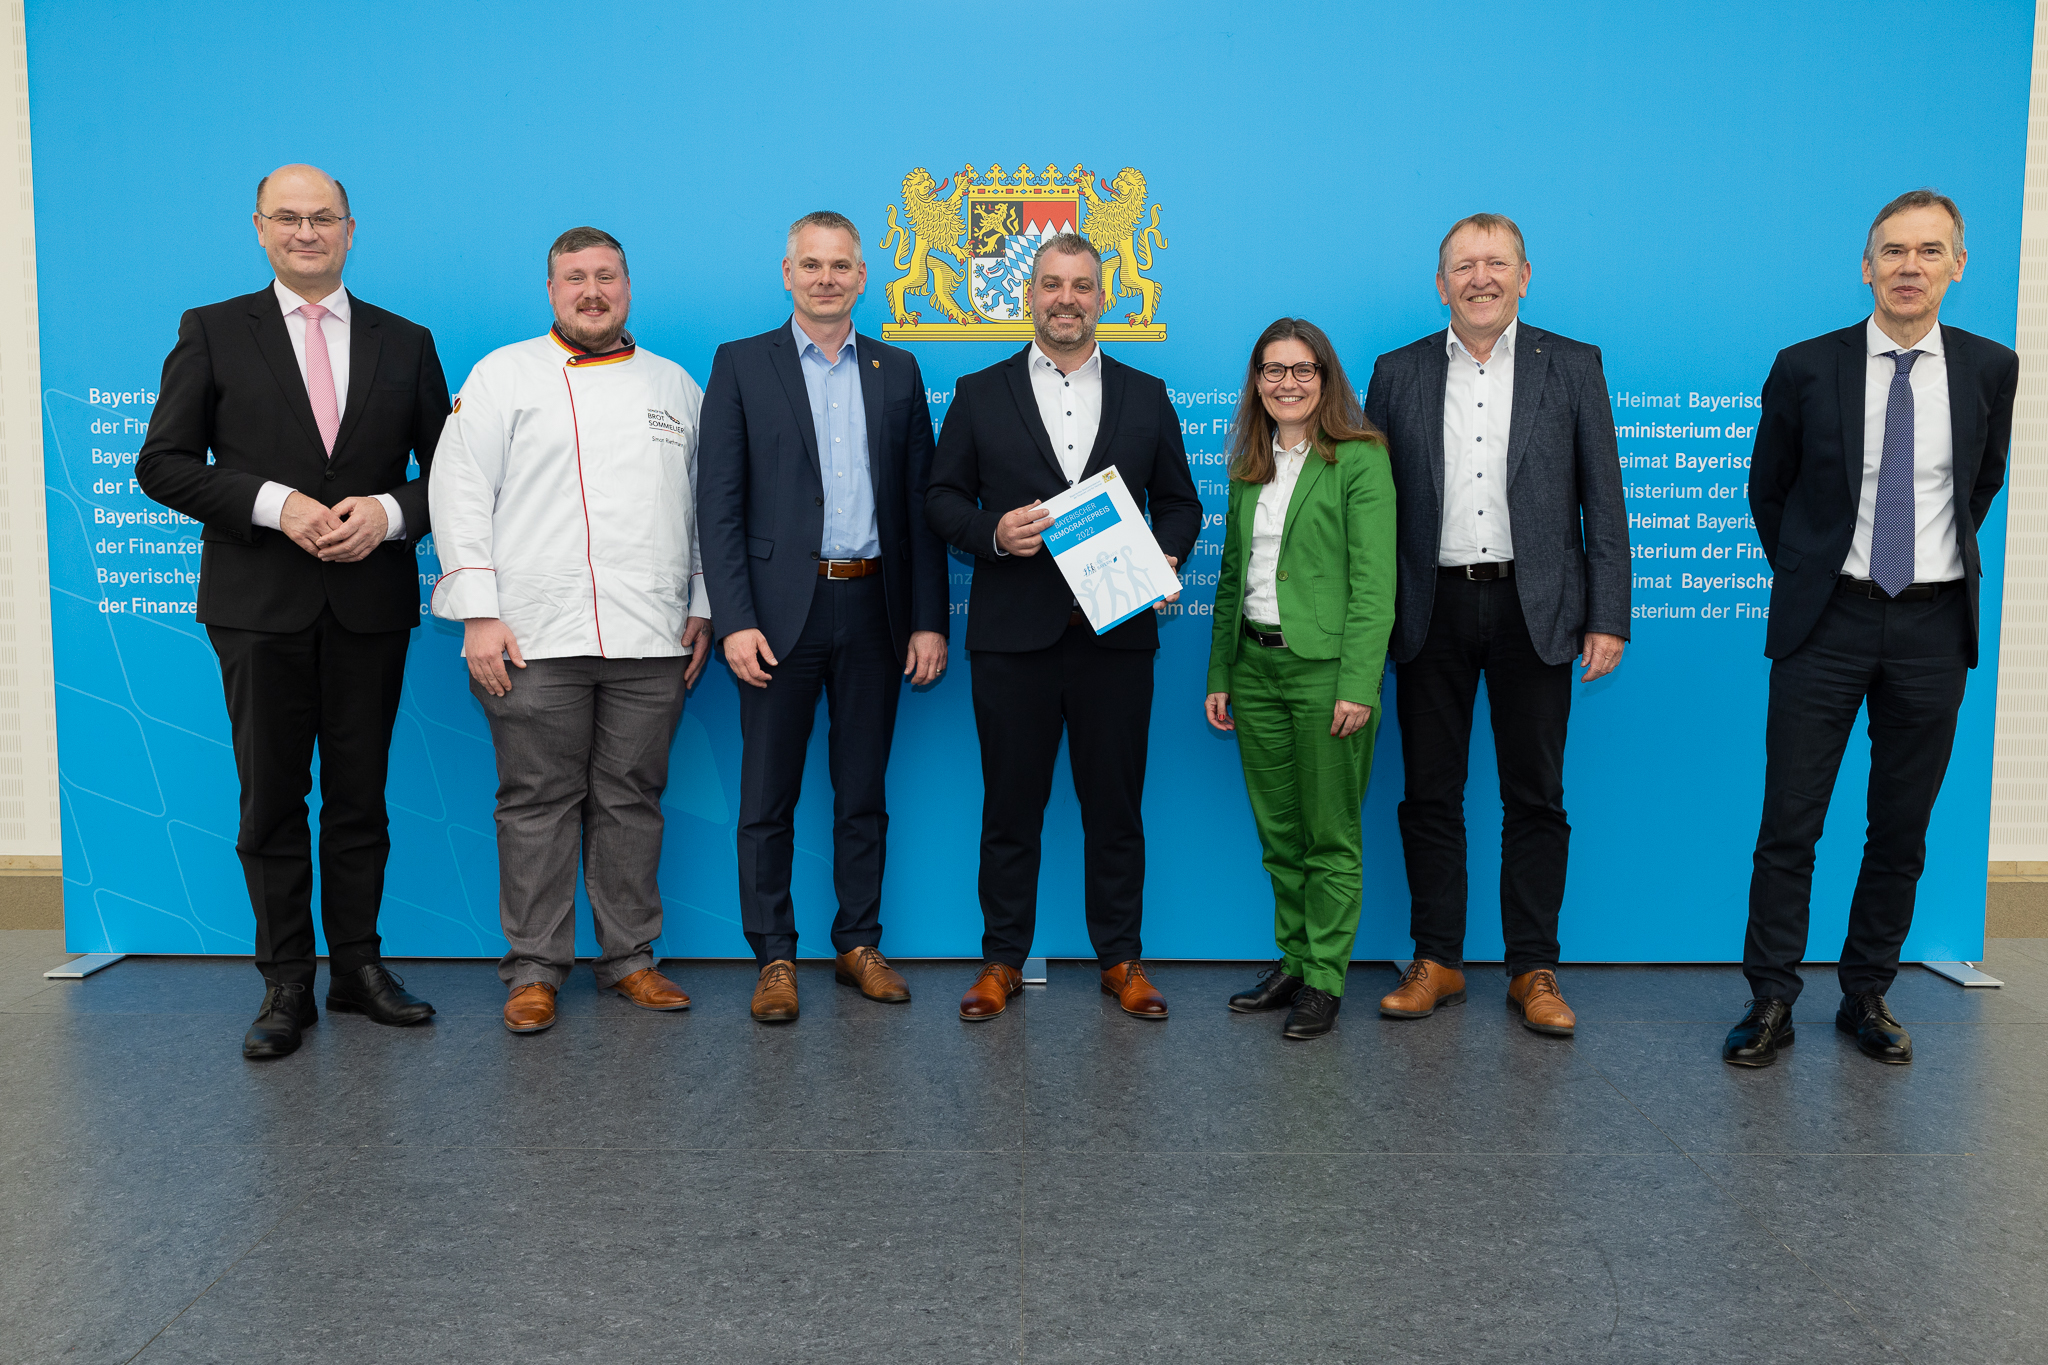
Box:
[1101,960,1168,1018]
[503,982,557,1034]
[1379,960,1467,1019]
[958,962,1022,1020]
[751,960,799,1023]
[609,967,690,1011]
[834,946,910,1002]
[1507,969,1576,1036]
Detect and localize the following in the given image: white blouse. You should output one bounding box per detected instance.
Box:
[1242,437,1311,626]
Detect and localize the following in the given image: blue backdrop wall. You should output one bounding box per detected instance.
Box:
[29,1,2034,964]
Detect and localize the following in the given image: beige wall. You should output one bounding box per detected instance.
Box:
[1990,1,2048,863]
[0,1,58,862]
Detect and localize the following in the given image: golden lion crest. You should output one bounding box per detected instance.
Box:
[879,162,1167,342]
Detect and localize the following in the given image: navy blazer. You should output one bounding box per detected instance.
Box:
[134,286,448,635]
[697,320,950,661]
[1364,323,1630,666]
[925,346,1202,653]
[1750,321,2017,668]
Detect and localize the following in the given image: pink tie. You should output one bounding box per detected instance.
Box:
[297,302,340,456]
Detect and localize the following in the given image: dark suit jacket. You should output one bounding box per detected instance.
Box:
[1365,323,1630,666]
[925,347,1202,652]
[135,286,449,635]
[1750,321,2017,667]
[697,321,949,660]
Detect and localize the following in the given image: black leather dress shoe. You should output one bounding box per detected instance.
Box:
[243,983,317,1059]
[1229,964,1303,1014]
[326,964,436,1027]
[1836,992,1911,1064]
[1722,998,1795,1067]
[1282,986,1340,1040]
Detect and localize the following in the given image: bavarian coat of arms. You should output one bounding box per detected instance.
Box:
[879,163,1167,341]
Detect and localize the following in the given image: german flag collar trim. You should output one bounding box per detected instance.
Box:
[551,325,636,367]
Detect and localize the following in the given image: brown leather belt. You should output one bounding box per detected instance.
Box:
[818,557,882,579]
[1243,621,1286,648]
[1836,575,1955,602]
[1440,561,1513,582]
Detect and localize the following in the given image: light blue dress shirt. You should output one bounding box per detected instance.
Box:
[793,316,879,560]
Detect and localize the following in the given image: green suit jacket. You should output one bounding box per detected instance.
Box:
[1205,438,1397,709]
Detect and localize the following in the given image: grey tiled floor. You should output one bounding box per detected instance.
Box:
[4,932,2046,1364]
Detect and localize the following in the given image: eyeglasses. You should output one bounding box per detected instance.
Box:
[1260,362,1322,384]
[259,211,349,232]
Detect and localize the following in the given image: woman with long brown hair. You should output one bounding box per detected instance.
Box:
[1205,318,1397,1038]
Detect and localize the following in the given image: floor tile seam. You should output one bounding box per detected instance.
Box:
[1014,1147,1690,1158]
[119,1149,359,1365]
[329,1143,1024,1155]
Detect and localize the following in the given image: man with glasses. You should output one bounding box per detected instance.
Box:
[137,164,450,1058]
[1363,212,1629,1038]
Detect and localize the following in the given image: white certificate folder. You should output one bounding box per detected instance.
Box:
[1037,466,1182,634]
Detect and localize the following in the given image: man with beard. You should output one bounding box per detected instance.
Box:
[925,232,1202,1021]
[429,227,712,1034]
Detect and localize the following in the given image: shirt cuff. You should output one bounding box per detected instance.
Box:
[992,529,1009,557]
[252,481,293,531]
[375,493,405,542]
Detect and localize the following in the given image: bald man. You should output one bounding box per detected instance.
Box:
[137,165,452,1059]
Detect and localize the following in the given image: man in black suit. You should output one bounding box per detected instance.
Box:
[1364,213,1629,1039]
[1725,190,2017,1068]
[926,232,1201,1022]
[698,211,950,1024]
[135,164,449,1058]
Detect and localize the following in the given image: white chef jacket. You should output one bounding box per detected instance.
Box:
[428,329,711,659]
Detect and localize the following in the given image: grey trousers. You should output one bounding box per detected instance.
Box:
[473,654,690,990]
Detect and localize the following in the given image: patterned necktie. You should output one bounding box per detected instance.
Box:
[1869,349,1921,598]
[297,302,340,456]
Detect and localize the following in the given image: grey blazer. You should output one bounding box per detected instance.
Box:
[1364,323,1630,666]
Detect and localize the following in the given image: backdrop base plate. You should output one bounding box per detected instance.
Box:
[44,953,124,980]
[1023,956,1047,985]
[1922,961,2003,988]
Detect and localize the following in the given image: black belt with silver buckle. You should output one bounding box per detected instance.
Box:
[1441,561,1513,582]
[1836,575,1954,602]
[1243,621,1286,648]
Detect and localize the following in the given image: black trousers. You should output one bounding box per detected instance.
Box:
[970,621,1153,971]
[1394,576,1573,976]
[207,606,411,988]
[1744,587,1969,1004]
[735,575,902,965]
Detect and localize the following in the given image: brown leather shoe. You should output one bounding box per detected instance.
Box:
[608,967,690,1011]
[1507,969,1576,1036]
[1379,959,1467,1019]
[834,946,910,1003]
[1101,960,1168,1018]
[503,982,557,1034]
[751,960,799,1023]
[958,962,1022,1020]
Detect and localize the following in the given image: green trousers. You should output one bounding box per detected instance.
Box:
[1231,639,1380,995]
